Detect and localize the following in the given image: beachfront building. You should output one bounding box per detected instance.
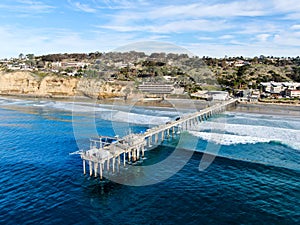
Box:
[286,89,300,98]
[270,82,284,95]
[138,83,174,94]
[260,82,300,98]
[209,91,230,101]
[51,61,89,69]
[191,91,230,101]
[249,90,260,102]
[282,82,300,90]
[260,82,271,92]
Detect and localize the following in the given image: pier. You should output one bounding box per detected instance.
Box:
[74,99,238,179]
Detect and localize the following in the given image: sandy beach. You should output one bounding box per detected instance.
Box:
[234,102,300,117]
[1,94,300,117]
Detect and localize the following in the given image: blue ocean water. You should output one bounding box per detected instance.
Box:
[0,97,299,224]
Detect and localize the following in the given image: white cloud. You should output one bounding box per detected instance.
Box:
[219,35,234,39]
[198,37,214,41]
[290,24,300,30]
[271,0,300,13]
[100,19,231,33]
[0,0,55,14]
[256,34,272,42]
[144,1,270,20]
[0,26,138,58]
[273,32,300,47]
[68,1,97,13]
[153,20,231,33]
[74,2,97,13]
[2,0,300,58]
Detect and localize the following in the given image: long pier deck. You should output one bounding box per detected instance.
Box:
[75,99,238,179]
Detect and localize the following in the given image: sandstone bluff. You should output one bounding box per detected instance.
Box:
[0,71,128,99]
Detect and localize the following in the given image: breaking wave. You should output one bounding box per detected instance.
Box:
[189,121,300,150]
[189,131,271,145]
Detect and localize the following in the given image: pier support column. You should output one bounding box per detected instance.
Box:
[137,147,140,160]
[107,157,110,171]
[100,163,103,180]
[83,159,86,175]
[161,131,165,141]
[142,145,145,157]
[172,127,175,137]
[89,161,93,177]
[123,153,126,166]
[94,162,98,178]
[155,133,158,144]
[112,157,115,173]
[128,151,131,162]
[147,137,152,147]
[132,149,136,162]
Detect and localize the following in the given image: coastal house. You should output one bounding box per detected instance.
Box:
[249,90,260,102]
[191,91,230,101]
[286,89,300,98]
[270,82,283,95]
[260,81,300,98]
[234,60,251,67]
[191,91,210,100]
[209,91,230,101]
[282,82,300,90]
[260,82,272,93]
[52,61,89,69]
[7,63,22,70]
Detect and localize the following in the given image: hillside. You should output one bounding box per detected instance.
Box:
[1,52,300,97]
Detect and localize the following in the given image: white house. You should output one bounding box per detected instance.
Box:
[208,91,230,101]
[286,90,300,98]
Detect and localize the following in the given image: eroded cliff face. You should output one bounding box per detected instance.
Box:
[0,71,127,98]
[77,78,126,99]
[0,71,40,95]
[38,76,78,97]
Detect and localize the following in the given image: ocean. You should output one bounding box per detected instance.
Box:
[0,97,299,224]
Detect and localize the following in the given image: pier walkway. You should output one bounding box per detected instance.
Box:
[73,99,238,179]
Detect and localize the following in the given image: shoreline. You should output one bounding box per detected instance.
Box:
[234,101,300,117]
[0,94,212,111]
[1,94,300,117]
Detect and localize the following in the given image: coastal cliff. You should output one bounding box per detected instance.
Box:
[77,78,127,99]
[0,71,128,99]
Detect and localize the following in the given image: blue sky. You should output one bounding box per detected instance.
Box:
[1,0,300,58]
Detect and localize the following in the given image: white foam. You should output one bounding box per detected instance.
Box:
[44,101,115,113]
[189,131,271,146]
[99,111,171,125]
[190,121,300,150]
[224,112,300,129]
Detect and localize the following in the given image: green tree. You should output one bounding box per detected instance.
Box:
[19,53,24,60]
[26,54,35,60]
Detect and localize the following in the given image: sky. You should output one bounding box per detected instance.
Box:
[1,0,300,58]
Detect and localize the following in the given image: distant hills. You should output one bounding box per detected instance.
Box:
[1,52,300,94]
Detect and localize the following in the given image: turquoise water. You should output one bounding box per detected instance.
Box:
[0,97,299,224]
